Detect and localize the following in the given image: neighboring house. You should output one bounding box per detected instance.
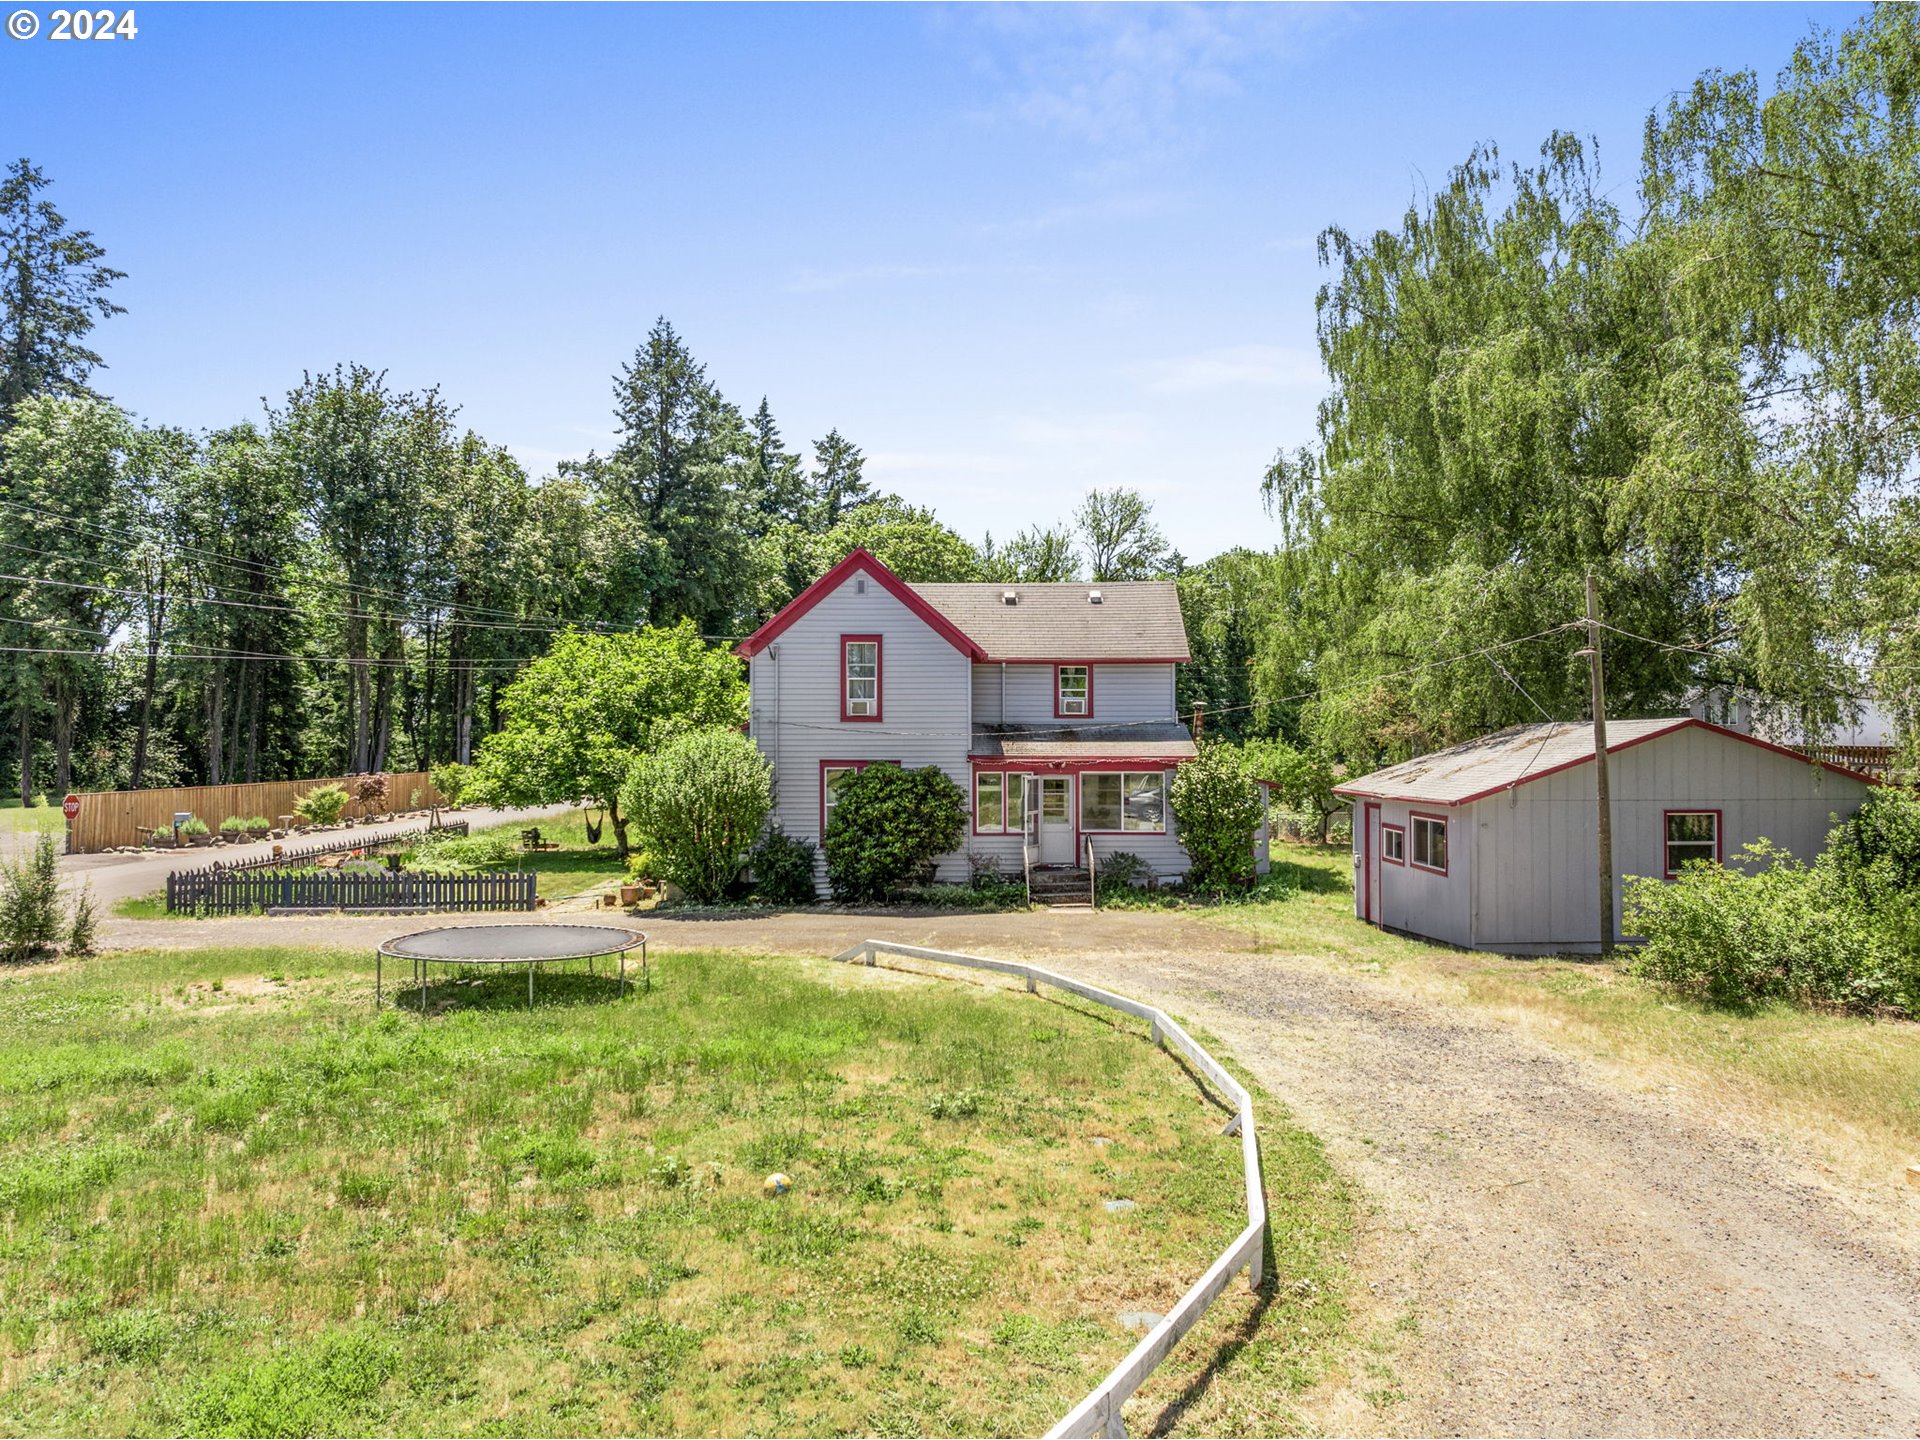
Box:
[1333,718,1878,955]
[1688,683,1900,776]
[736,548,1202,891]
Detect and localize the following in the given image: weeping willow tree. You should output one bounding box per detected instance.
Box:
[1262,6,1919,766]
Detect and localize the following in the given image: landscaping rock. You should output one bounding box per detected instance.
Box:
[1103,1198,1136,1214]
[1117,1310,1163,1331]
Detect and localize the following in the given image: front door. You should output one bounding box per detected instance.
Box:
[1039,776,1075,865]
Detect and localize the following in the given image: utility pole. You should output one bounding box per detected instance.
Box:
[1582,573,1615,956]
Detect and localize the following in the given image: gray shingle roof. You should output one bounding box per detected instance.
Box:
[971,721,1197,760]
[910,581,1190,661]
[1334,719,1695,805]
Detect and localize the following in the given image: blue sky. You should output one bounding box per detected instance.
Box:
[2,2,1864,560]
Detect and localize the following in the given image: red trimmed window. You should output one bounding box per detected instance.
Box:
[841,635,881,721]
[1055,664,1091,718]
[972,770,1030,835]
[820,760,872,834]
[1381,824,1406,865]
[1079,771,1167,833]
[1409,813,1448,874]
[1664,810,1720,876]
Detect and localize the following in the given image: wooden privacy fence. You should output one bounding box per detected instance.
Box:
[166,868,535,916]
[64,770,444,853]
[831,940,1265,1440]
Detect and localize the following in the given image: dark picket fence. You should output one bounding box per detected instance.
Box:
[167,865,533,916]
[169,819,471,879]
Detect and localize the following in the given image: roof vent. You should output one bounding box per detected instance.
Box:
[855,577,868,595]
[1087,589,1103,605]
[1001,589,1018,606]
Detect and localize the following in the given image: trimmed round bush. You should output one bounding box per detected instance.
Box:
[293,783,349,826]
[622,728,773,904]
[752,830,819,906]
[823,764,965,902]
[1167,745,1263,891]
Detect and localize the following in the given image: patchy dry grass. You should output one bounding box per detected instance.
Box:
[1220,841,1920,1199]
[0,943,1349,1436]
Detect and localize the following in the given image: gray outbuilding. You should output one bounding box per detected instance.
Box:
[1334,717,1879,955]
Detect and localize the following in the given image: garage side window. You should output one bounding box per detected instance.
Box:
[1664,811,1719,876]
[1381,824,1406,864]
[1410,814,1447,873]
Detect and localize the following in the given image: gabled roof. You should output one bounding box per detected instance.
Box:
[734,549,986,660]
[910,581,1189,661]
[1333,717,1880,808]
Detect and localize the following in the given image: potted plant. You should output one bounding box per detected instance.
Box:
[219,816,249,842]
[181,817,214,847]
[246,816,271,840]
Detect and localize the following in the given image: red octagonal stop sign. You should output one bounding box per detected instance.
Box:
[62,793,80,821]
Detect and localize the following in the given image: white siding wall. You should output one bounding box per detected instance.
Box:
[971,663,1176,726]
[960,771,1191,880]
[748,568,973,882]
[1360,799,1476,946]
[1469,727,1873,953]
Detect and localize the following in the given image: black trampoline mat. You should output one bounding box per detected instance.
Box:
[379,923,646,963]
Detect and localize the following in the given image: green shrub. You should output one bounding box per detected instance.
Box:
[293,783,349,826]
[621,728,773,904]
[752,830,818,905]
[429,761,472,808]
[1236,738,1346,843]
[0,833,65,963]
[219,815,248,834]
[179,816,211,838]
[625,849,661,884]
[1625,840,1903,1012]
[67,884,98,957]
[406,830,517,875]
[248,816,270,831]
[1168,746,1262,891]
[823,763,966,902]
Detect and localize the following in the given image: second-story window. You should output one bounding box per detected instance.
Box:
[842,636,881,721]
[1056,664,1090,718]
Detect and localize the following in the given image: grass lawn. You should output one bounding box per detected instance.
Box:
[0,944,1350,1437]
[1224,841,1920,1196]
[0,798,63,836]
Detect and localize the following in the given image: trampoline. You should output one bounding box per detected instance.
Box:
[376,923,648,1013]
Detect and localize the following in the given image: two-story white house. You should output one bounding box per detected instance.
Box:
[736,548,1200,890]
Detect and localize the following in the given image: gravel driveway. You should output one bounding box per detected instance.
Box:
[93,905,1920,1435]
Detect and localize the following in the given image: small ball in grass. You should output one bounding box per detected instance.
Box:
[763,1172,792,1198]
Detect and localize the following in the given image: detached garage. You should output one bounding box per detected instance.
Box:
[1334,717,1879,955]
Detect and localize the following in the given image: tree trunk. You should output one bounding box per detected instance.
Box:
[131,585,164,789]
[51,675,72,797]
[205,664,226,785]
[607,793,631,860]
[244,675,263,783]
[17,697,31,806]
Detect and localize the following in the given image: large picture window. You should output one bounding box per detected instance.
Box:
[842,636,881,721]
[1080,771,1166,833]
[1055,664,1090,718]
[973,771,1028,834]
[1410,813,1448,873]
[1665,811,1720,876]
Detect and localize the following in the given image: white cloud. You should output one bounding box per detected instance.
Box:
[1143,344,1324,394]
[948,3,1346,147]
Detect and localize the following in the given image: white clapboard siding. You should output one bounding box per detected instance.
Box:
[963,774,1191,880]
[749,568,974,881]
[971,662,1176,726]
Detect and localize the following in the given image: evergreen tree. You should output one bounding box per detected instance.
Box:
[0,159,124,435]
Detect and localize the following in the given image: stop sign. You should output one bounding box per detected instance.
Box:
[61,793,80,821]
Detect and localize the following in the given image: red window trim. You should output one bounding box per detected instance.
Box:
[818,759,872,837]
[1380,822,1406,865]
[1662,808,1723,878]
[841,634,882,723]
[1053,662,1094,720]
[970,766,1033,836]
[1408,810,1449,875]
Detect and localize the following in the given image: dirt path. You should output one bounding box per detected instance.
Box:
[95,907,1920,1436]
